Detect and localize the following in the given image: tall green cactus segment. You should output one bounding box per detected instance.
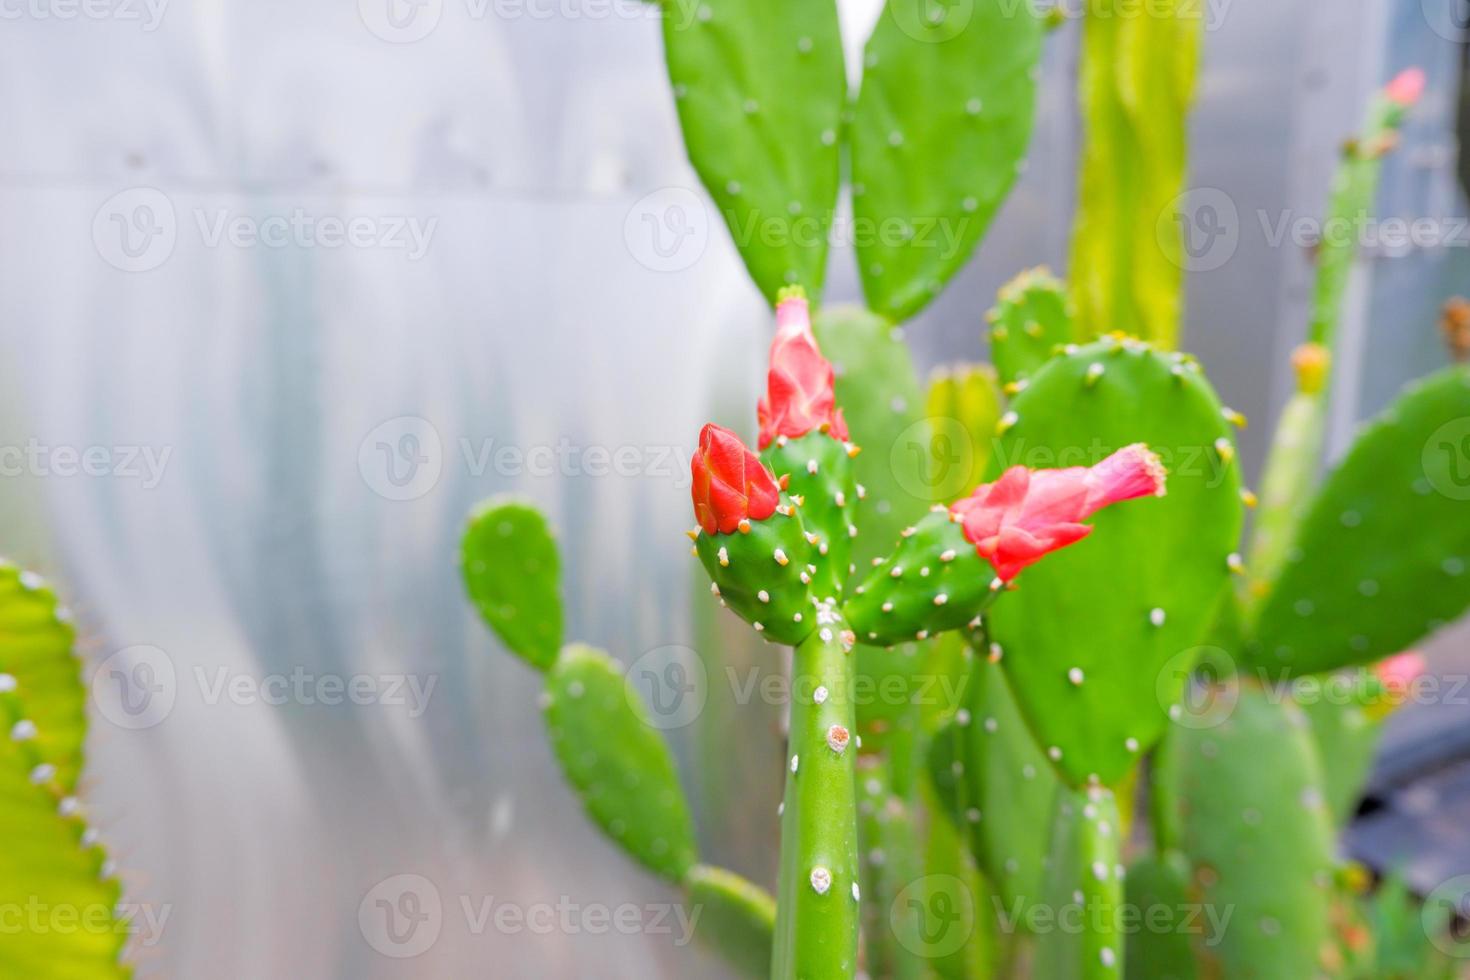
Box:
[461,499,562,670]
[929,654,1057,919]
[850,0,1043,321]
[1032,785,1125,979]
[659,0,845,303]
[461,501,777,976]
[1246,367,1470,675]
[1070,0,1202,348]
[0,564,130,978]
[987,338,1244,787]
[1154,682,1336,980]
[926,364,1005,499]
[987,268,1076,389]
[543,644,700,881]
[772,614,860,980]
[762,431,857,601]
[1123,852,1197,980]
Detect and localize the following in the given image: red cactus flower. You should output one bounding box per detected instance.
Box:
[1372,651,1426,713]
[691,423,781,535]
[950,444,1167,581]
[1385,68,1425,107]
[757,288,849,450]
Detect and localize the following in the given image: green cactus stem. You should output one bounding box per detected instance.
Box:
[686,865,779,979]
[1032,784,1126,979]
[1123,851,1198,980]
[987,267,1075,390]
[694,497,820,647]
[855,755,928,980]
[1071,0,1202,348]
[772,607,860,980]
[762,431,858,600]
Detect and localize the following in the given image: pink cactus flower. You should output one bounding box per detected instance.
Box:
[757,288,849,450]
[691,423,781,535]
[950,444,1168,581]
[1385,68,1425,108]
[1373,651,1426,711]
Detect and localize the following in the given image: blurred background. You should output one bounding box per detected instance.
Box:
[0,0,1468,975]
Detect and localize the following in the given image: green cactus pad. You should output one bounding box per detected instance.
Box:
[762,432,857,599]
[986,339,1243,787]
[1246,367,1470,675]
[1153,681,1336,980]
[929,654,1057,921]
[926,363,1005,503]
[461,498,563,672]
[542,644,699,882]
[695,501,818,646]
[1071,0,1202,348]
[1032,785,1126,979]
[0,565,130,978]
[856,757,928,980]
[1123,851,1198,980]
[844,511,996,647]
[660,0,845,303]
[1294,670,1385,827]
[849,0,1043,321]
[812,305,932,551]
[686,865,777,979]
[987,268,1075,389]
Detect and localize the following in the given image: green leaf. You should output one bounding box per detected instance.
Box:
[461,497,563,671]
[686,865,777,979]
[987,267,1075,389]
[850,0,1043,321]
[662,0,845,303]
[542,645,699,882]
[988,339,1244,787]
[0,564,130,979]
[1070,0,1202,348]
[1247,367,1470,676]
[1153,682,1336,980]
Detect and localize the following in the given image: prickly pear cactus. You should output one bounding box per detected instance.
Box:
[0,564,130,978]
[543,644,699,882]
[694,498,820,647]
[855,757,928,980]
[1293,669,1388,827]
[987,268,1075,389]
[660,0,845,303]
[849,0,1044,321]
[1154,680,1337,980]
[986,338,1244,787]
[1031,785,1125,979]
[929,653,1057,918]
[685,864,777,979]
[1123,851,1198,980]
[461,498,562,671]
[926,364,1005,503]
[1071,0,1202,347]
[1245,367,1470,676]
[762,431,858,600]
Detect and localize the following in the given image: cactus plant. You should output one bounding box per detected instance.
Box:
[0,563,130,978]
[1031,785,1125,979]
[986,268,1075,390]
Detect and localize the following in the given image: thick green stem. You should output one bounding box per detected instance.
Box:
[773,607,860,980]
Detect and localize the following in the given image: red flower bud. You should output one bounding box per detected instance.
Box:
[691,423,780,535]
[1385,68,1425,108]
[757,289,849,450]
[950,444,1167,581]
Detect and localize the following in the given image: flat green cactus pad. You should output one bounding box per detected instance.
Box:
[850,0,1043,321]
[0,565,130,978]
[987,339,1244,787]
[1032,785,1125,979]
[1123,851,1198,980]
[686,865,776,979]
[1295,670,1385,827]
[661,0,845,303]
[1247,367,1470,675]
[695,502,818,647]
[929,655,1056,920]
[1154,682,1336,980]
[926,363,1005,504]
[462,497,563,671]
[987,268,1075,389]
[762,432,856,599]
[542,644,699,882]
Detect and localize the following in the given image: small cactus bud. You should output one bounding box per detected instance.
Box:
[757,287,849,449]
[691,424,779,535]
